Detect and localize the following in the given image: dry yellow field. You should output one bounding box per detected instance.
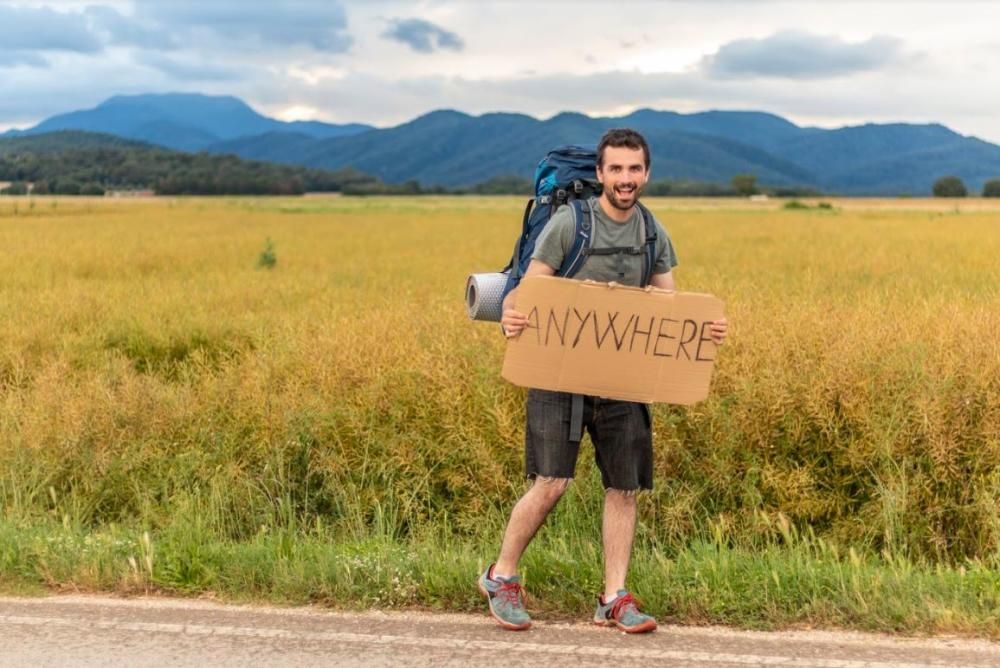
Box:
[0,195,998,562]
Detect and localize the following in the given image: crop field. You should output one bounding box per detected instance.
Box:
[0,195,997,634]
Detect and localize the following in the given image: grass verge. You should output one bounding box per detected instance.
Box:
[2,473,997,637]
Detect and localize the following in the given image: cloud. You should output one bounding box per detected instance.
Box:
[0,51,49,68]
[136,53,242,82]
[0,5,103,55]
[243,61,1000,144]
[135,0,352,52]
[702,30,904,79]
[85,6,177,50]
[381,18,464,54]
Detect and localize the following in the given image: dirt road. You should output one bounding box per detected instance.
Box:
[2,595,996,667]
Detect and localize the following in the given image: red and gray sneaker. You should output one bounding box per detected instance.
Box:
[593,590,657,633]
[478,564,532,630]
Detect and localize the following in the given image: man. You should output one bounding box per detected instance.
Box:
[478,128,729,633]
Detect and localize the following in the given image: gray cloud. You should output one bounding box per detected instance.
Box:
[703,30,904,79]
[85,6,177,50]
[0,51,49,68]
[135,0,352,52]
[0,5,103,58]
[382,18,464,53]
[136,53,242,82]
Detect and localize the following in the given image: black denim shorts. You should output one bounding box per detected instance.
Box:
[524,388,653,491]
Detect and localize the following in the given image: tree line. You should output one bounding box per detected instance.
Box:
[0,146,380,196]
[3,142,999,198]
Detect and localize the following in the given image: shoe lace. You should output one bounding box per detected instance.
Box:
[610,592,641,620]
[497,580,525,607]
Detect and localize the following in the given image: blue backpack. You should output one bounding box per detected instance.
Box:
[501,145,658,299]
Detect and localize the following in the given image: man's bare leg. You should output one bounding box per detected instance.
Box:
[494,477,570,577]
[602,488,638,600]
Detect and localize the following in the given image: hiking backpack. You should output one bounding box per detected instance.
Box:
[501,145,658,300]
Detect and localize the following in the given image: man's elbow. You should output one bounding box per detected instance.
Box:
[651,271,676,291]
[525,259,557,278]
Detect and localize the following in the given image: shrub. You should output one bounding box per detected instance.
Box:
[932,176,967,197]
[982,179,1000,197]
[731,173,758,196]
[55,180,82,195]
[257,238,277,269]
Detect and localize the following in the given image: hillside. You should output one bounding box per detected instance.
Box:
[8,94,1000,194]
[0,131,378,195]
[210,107,1000,194]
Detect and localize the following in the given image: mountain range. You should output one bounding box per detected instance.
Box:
[5,93,1000,195]
[4,94,372,152]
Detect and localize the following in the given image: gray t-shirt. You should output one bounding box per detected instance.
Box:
[532,197,678,286]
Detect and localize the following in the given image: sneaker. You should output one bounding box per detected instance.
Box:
[593,590,657,634]
[478,564,531,630]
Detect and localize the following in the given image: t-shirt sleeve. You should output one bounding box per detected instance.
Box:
[653,219,679,273]
[531,205,575,271]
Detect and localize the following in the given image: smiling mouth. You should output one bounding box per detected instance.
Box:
[614,185,636,196]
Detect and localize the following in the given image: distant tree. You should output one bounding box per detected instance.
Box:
[982,179,1000,197]
[643,180,672,196]
[80,182,105,196]
[55,180,81,195]
[32,180,50,195]
[731,173,758,196]
[468,175,533,195]
[666,180,735,197]
[932,175,967,197]
[1,181,28,195]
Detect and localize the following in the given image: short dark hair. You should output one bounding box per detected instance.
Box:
[597,128,650,169]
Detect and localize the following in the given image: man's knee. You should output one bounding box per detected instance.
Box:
[605,487,640,502]
[532,476,571,504]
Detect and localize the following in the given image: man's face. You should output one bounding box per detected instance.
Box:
[597,145,649,211]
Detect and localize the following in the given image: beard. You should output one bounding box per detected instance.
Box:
[604,181,644,211]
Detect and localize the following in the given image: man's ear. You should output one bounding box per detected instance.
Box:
[596,164,605,185]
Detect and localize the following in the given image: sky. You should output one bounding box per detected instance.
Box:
[2,0,999,143]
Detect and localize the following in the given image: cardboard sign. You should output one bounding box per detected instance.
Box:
[502,276,724,405]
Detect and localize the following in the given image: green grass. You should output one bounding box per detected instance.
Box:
[2,467,997,635]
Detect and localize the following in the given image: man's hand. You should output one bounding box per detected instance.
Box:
[501,307,529,339]
[709,318,729,346]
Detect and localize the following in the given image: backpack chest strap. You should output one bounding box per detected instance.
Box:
[583,245,643,257]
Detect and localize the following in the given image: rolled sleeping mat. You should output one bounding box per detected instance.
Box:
[465,272,508,322]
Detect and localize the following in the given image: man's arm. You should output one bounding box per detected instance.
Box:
[500,260,556,338]
[650,269,728,345]
[649,270,675,291]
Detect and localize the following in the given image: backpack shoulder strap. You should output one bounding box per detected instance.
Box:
[637,202,658,288]
[503,197,536,276]
[558,198,594,278]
